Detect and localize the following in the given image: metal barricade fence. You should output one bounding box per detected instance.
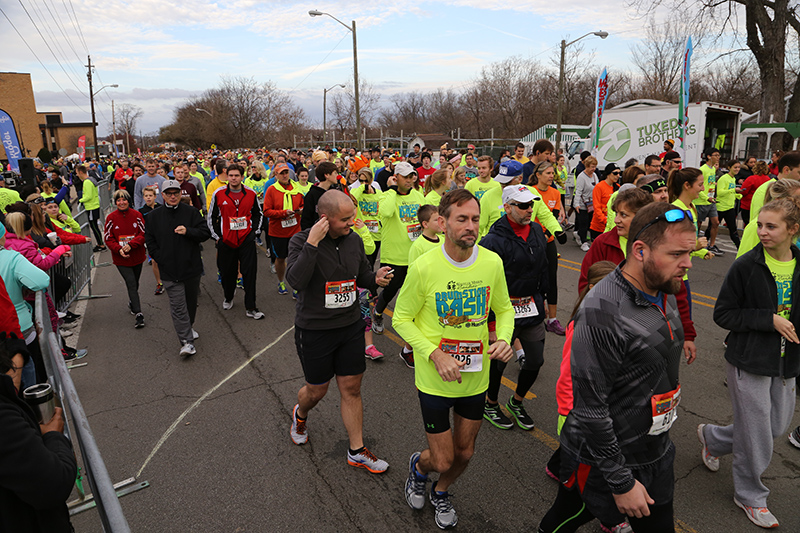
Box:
[51,179,113,312]
[35,291,132,532]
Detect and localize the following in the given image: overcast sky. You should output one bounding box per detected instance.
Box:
[1,0,685,136]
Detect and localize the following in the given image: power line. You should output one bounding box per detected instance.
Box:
[14,0,88,96]
[291,32,349,92]
[0,5,88,113]
[63,0,89,53]
[40,0,83,63]
[22,0,86,88]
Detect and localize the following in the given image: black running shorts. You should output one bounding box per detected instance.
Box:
[295,320,366,385]
[418,390,485,434]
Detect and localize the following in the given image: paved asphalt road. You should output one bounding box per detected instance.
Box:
[64,231,799,532]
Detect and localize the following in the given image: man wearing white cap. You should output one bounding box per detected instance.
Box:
[478,184,551,431]
[478,160,566,243]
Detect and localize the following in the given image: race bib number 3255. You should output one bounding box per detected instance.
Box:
[325,279,356,309]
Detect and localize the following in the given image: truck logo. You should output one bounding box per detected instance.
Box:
[597,120,631,162]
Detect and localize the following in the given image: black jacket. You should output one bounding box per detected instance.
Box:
[0,375,76,532]
[300,183,345,230]
[286,228,378,330]
[714,243,800,378]
[144,202,211,282]
[479,216,549,328]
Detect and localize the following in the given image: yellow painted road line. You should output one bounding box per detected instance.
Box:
[559,258,582,266]
[693,292,717,301]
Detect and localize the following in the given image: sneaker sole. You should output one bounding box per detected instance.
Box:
[365,353,384,360]
[347,459,387,474]
[789,432,800,449]
[509,413,535,431]
[483,412,513,430]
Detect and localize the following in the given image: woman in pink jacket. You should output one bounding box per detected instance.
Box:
[2,212,70,271]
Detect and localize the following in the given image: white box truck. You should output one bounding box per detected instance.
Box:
[566,100,744,169]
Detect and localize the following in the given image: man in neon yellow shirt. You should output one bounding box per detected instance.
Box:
[478,160,565,242]
[372,162,426,353]
[695,148,723,255]
[465,155,499,200]
[395,189,513,530]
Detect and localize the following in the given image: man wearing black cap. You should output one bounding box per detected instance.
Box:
[660,151,682,180]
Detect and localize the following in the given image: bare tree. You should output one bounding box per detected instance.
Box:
[329,79,381,138]
[629,18,704,102]
[116,104,143,140]
[628,0,800,148]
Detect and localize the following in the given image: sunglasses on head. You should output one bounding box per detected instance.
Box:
[27,197,45,205]
[631,209,693,243]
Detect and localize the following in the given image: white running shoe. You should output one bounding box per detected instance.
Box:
[222,299,233,310]
[192,329,199,340]
[290,404,308,445]
[734,497,779,528]
[697,424,720,472]
[179,341,196,357]
[580,242,591,252]
[246,309,265,320]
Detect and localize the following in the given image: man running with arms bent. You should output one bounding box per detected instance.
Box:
[394,189,514,529]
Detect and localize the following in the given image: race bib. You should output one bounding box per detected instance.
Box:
[118,235,134,248]
[407,223,422,241]
[510,296,538,319]
[281,214,297,228]
[438,338,483,372]
[229,216,248,231]
[325,279,356,309]
[648,385,681,436]
[365,219,380,233]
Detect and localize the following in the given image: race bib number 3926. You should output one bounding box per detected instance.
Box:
[438,338,483,372]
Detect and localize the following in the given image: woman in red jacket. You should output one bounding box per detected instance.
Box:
[104,190,147,329]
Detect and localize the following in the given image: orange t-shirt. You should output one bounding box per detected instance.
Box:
[534,185,562,242]
[590,181,614,233]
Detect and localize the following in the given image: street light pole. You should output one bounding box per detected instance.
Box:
[86,55,118,158]
[323,84,345,143]
[309,10,362,151]
[554,31,608,155]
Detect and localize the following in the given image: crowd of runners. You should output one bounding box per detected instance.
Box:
[1,141,799,532]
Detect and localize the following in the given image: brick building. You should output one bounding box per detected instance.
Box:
[0,72,95,164]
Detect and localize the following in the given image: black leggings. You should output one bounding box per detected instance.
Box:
[87,209,104,246]
[375,263,407,314]
[718,208,741,248]
[575,209,590,243]
[538,484,675,533]
[545,239,558,306]
[117,264,143,314]
[486,334,544,403]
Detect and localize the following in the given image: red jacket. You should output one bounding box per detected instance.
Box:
[740,174,771,210]
[208,185,263,248]
[579,227,625,292]
[556,321,575,416]
[114,167,133,188]
[104,208,146,266]
[263,183,304,239]
[578,227,696,341]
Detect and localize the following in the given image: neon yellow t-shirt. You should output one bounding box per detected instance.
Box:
[424,189,442,206]
[378,188,426,265]
[749,179,776,223]
[352,185,384,241]
[765,252,794,320]
[393,245,515,398]
[478,186,562,239]
[408,234,441,264]
[465,178,500,201]
[672,198,705,278]
[694,164,716,206]
[604,190,619,233]
[716,173,738,212]
[296,182,312,196]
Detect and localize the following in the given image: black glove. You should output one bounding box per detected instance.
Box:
[555,231,567,245]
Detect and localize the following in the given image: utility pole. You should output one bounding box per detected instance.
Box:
[112,100,117,158]
[86,55,97,158]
